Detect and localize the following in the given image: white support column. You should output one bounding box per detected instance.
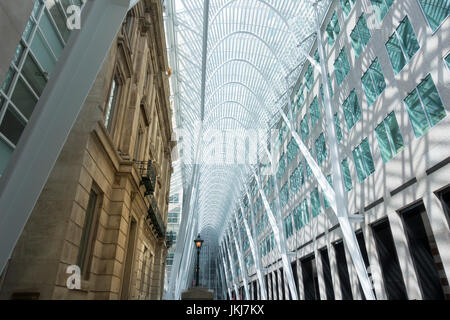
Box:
[220,252,233,300]
[230,211,251,300]
[251,166,299,300]
[0,0,137,275]
[223,236,240,300]
[238,200,268,300]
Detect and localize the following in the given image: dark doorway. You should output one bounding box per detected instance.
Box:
[400,202,445,299]
[355,230,376,300]
[437,187,450,229]
[253,281,257,300]
[372,218,408,300]
[291,260,299,299]
[333,240,353,300]
[280,268,285,300]
[320,247,335,300]
[301,254,320,300]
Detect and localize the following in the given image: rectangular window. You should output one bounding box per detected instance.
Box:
[361,58,386,106]
[306,149,313,177]
[105,77,119,131]
[310,187,321,217]
[334,48,351,86]
[296,85,305,111]
[277,153,286,180]
[300,115,309,142]
[315,133,327,165]
[375,111,404,163]
[370,0,394,22]
[289,164,304,195]
[386,16,420,74]
[134,126,143,160]
[326,12,341,46]
[404,74,446,137]
[293,199,309,230]
[310,97,321,128]
[280,183,289,208]
[352,138,375,182]
[305,64,314,91]
[287,138,299,165]
[323,174,333,209]
[417,0,450,31]
[334,113,343,142]
[341,0,357,17]
[342,90,361,130]
[284,215,293,238]
[77,189,100,279]
[350,14,371,59]
[341,158,353,191]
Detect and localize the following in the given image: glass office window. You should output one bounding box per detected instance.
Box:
[297,85,305,111]
[361,58,386,106]
[334,48,351,86]
[305,64,314,92]
[324,174,333,209]
[290,164,304,195]
[300,115,309,142]
[280,183,289,208]
[350,14,371,59]
[277,153,286,180]
[370,0,394,22]
[311,187,321,217]
[315,133,327,165]
[334,113,343,142]
[341,158,353,191]
[341,0,357,17]
[417,0,450,31]
[375,111,405,162]
[310,97,321,128]
[287,138,299,165]
[386,16,420,74]
[284,215,293,238]
[342,90,362,130]
[352,138,375,182]
[0,0,80,175]
[294,199,309,230]
[326,12,341,46]
[404,74,446,137]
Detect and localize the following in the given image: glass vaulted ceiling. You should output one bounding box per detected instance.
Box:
[165,0,331,243]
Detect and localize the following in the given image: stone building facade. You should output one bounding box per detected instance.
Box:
[0,0,174,300]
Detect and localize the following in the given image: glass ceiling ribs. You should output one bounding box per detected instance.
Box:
[168,0,332,246]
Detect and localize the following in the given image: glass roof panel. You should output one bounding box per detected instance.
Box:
[165,0,332,243]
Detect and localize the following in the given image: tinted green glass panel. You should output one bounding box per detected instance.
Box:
[371,0,394,22]
[22,53,47,96]
[315,133,327,165]
[404,86,430,137]
[446,54,450,69]
[352,147,366,182]
[362,70,376,106]
[375,121,393,163]
[31,29,57,75]
[334,113,343,142]
[311,188,321,217]
[350,27,363,58]
[386,34,406,74]
[418,0,450,31]
[300,116,309,141]
[385,112,404,153]
[310,97,320,127]
[417,75,446,127]
[361,138,375,175]
[48,2,71,42]
[287,138,299,164]
[370,58,386,95]
[280,183,289,208]
[397,16,420,59]
[342,158,353,191]
[358,15,371,47]
[341,0,356,16]
[39,11,64,58]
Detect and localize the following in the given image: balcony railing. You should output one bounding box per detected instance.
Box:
[147,195,165,239]
[136,160,156,196]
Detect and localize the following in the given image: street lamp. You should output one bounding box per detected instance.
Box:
[194,234,204,287]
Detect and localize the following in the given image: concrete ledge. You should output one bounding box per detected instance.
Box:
[181,287,214,300]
